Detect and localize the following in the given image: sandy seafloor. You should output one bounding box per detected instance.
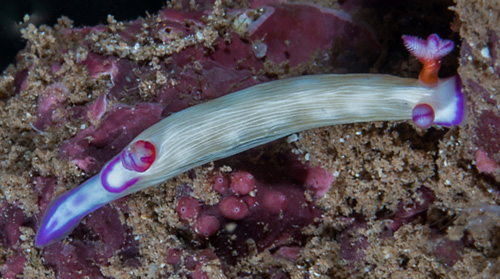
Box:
[1,0,499,278]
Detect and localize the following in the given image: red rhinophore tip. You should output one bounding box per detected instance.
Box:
[412,103,435,128]
[402,34,454,85]
[120,140,156,172]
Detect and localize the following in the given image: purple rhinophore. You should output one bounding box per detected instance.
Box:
[412,103,435,128]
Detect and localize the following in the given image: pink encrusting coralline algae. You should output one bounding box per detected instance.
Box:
[1,1,485,278]
[175,163,326,265]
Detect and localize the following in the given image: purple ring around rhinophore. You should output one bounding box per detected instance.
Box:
[434,75,465,126]
[101,156,140,193]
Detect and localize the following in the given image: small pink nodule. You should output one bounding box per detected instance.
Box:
[120,140,156,172]
[219,197,249,220]
[230,171,255,196]
[212,173,229,194]
[194,215,220,237]
[176,197,201,221]
[412,103,435,129]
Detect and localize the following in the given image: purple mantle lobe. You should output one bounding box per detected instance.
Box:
[35,176,104,247]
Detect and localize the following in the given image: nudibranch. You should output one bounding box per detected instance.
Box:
[35,34,465,247]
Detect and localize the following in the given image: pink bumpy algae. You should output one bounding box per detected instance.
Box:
[175,158,326,266]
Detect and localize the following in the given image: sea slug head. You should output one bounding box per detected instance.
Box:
[411,75,465,129]
[102,140,157,193]
[402,34,465,129]
[402,33,454,86]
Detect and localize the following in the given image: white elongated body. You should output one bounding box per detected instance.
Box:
[35,73,464,246]
[139,74,461,186]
